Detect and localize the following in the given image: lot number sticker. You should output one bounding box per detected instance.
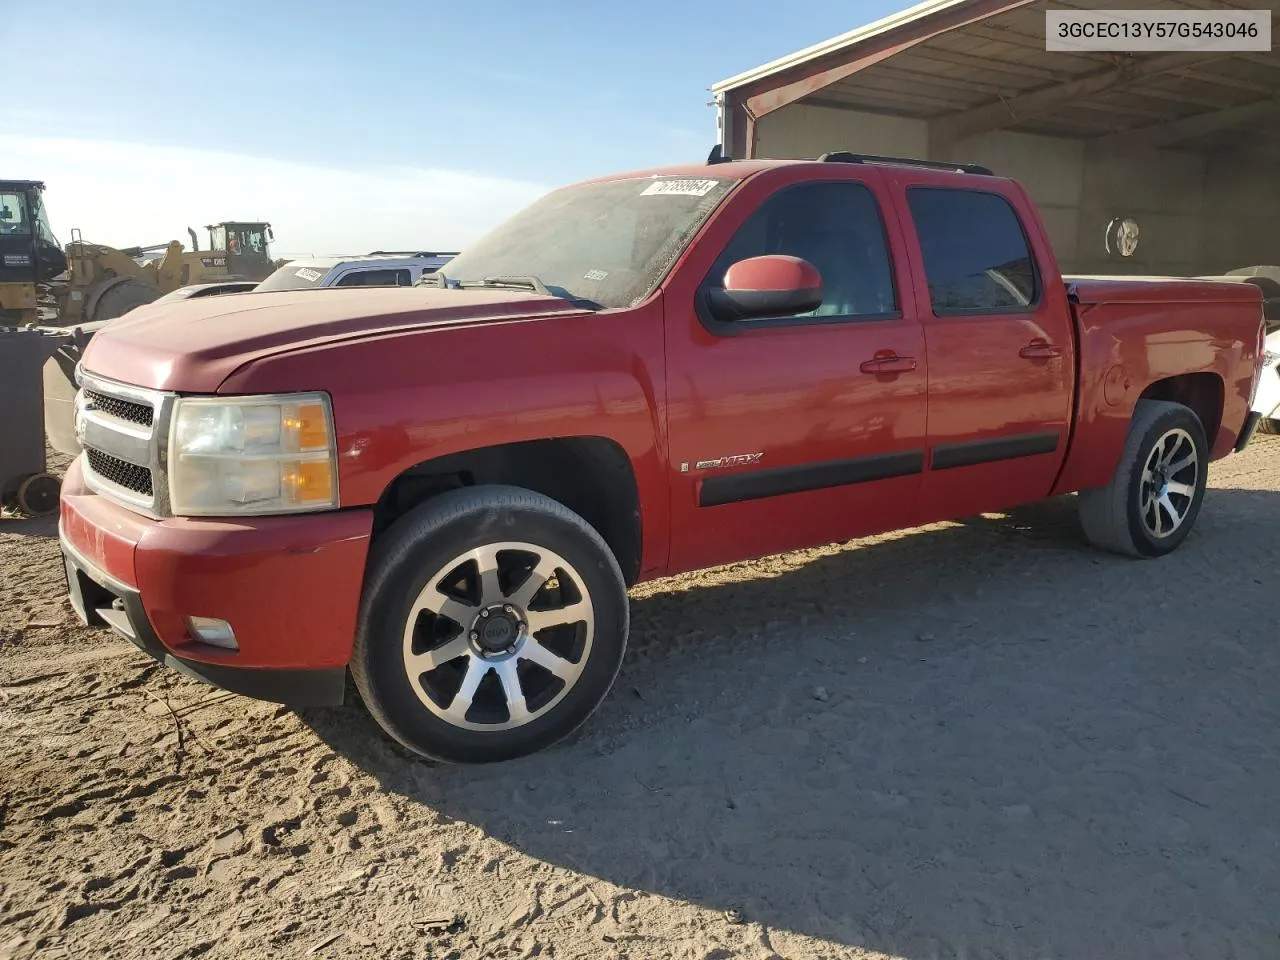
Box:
[294,267,323,282]
[640,178,720,197]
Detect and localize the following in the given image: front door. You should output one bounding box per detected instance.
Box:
[889,177,1076,522]
[663,171,929,575]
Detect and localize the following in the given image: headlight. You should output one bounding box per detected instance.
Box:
[167,392,339,516]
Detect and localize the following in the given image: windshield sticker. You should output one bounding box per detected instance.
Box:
[584,269,609,282]
[294,267,323,282]
[640,178,720,198]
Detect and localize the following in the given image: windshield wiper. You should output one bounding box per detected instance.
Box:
[422,273,601,310]
[466,275,553,296]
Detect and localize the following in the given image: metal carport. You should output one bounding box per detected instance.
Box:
[711,0,1280,277]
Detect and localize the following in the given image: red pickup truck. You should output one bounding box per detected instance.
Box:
[60,152,1267,764]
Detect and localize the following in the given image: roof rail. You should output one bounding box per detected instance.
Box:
[816,151,994,176]
[365,250,461,258]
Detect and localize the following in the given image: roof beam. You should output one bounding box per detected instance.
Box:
[738,0,1038,122]
[899,46,1073,84]
[1170,66,1275,96]
[1092,94,1280,150]
[930,52,1230,148]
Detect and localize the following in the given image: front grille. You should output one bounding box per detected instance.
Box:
[77,371,171,514]
[85,389,154,427]
[86,449,154,497]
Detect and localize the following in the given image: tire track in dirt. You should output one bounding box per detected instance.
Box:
[1,437,1278,960]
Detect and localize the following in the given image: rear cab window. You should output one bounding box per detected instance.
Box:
[905,187,1040,315]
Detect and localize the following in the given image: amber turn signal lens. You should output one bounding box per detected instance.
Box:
[283,460,334,504]
[296,402,331,451]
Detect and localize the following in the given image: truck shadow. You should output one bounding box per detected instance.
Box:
[302,485,1280,959]
[0,513,60,540]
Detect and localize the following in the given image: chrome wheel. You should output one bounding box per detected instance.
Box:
[401,541,594,732]
[1139,427,1198,539]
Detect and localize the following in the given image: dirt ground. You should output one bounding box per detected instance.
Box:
[2,438,1279,960]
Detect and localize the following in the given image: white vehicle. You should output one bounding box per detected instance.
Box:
[1254,327,1280,434]
[255,251,458,292]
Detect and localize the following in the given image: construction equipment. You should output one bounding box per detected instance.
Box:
[0,180,68,326]
[5,178,277,328]
[54,220,276,326]
[1,178,278,467]
[203,221,276,281]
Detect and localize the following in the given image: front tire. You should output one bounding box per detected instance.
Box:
[1077,399,1209,558]
[351,485,629,764]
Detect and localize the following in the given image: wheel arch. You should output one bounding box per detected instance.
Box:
[369,435,644,586]
[1137,372,1224,450]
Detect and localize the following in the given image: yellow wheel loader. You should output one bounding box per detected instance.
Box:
[55,220,277,325]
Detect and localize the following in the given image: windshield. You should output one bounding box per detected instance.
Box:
[0,191,32,236]
[29,192,58,247]
[228,225,270,257]
[436,175,739,309]
[256,262,333,291]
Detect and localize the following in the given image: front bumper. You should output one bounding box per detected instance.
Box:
[58,455,374,707]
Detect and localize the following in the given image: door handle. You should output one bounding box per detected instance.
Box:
[1019,339,1062,360]
[860,355,918,374]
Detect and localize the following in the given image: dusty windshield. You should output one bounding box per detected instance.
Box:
[436,175,739,309]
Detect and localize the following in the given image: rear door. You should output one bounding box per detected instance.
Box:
[662,168,929,573]
[888,175,1076,521]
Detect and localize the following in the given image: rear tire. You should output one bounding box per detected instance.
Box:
[350,485,629,764]
[91,279,161,323]
[1077,399,1209,558]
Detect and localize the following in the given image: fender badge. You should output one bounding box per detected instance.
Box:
[694,453,762,471]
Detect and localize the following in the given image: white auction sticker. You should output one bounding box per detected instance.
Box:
[1045,9,1270,51]
[294,267,323,282]
[640,178,720,197]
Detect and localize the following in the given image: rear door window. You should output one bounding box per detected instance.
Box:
[334,268,412,287]
[906,187,1039,314]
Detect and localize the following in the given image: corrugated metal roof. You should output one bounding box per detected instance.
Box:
[715,0,1280,157]
[711,0,977,93]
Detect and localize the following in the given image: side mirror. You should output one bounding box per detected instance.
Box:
[266,227,275,242]
[709,254,822,322]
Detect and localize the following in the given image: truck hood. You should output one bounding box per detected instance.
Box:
[78,286,588,392]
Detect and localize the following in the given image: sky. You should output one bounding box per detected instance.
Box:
[3,0,903,257]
